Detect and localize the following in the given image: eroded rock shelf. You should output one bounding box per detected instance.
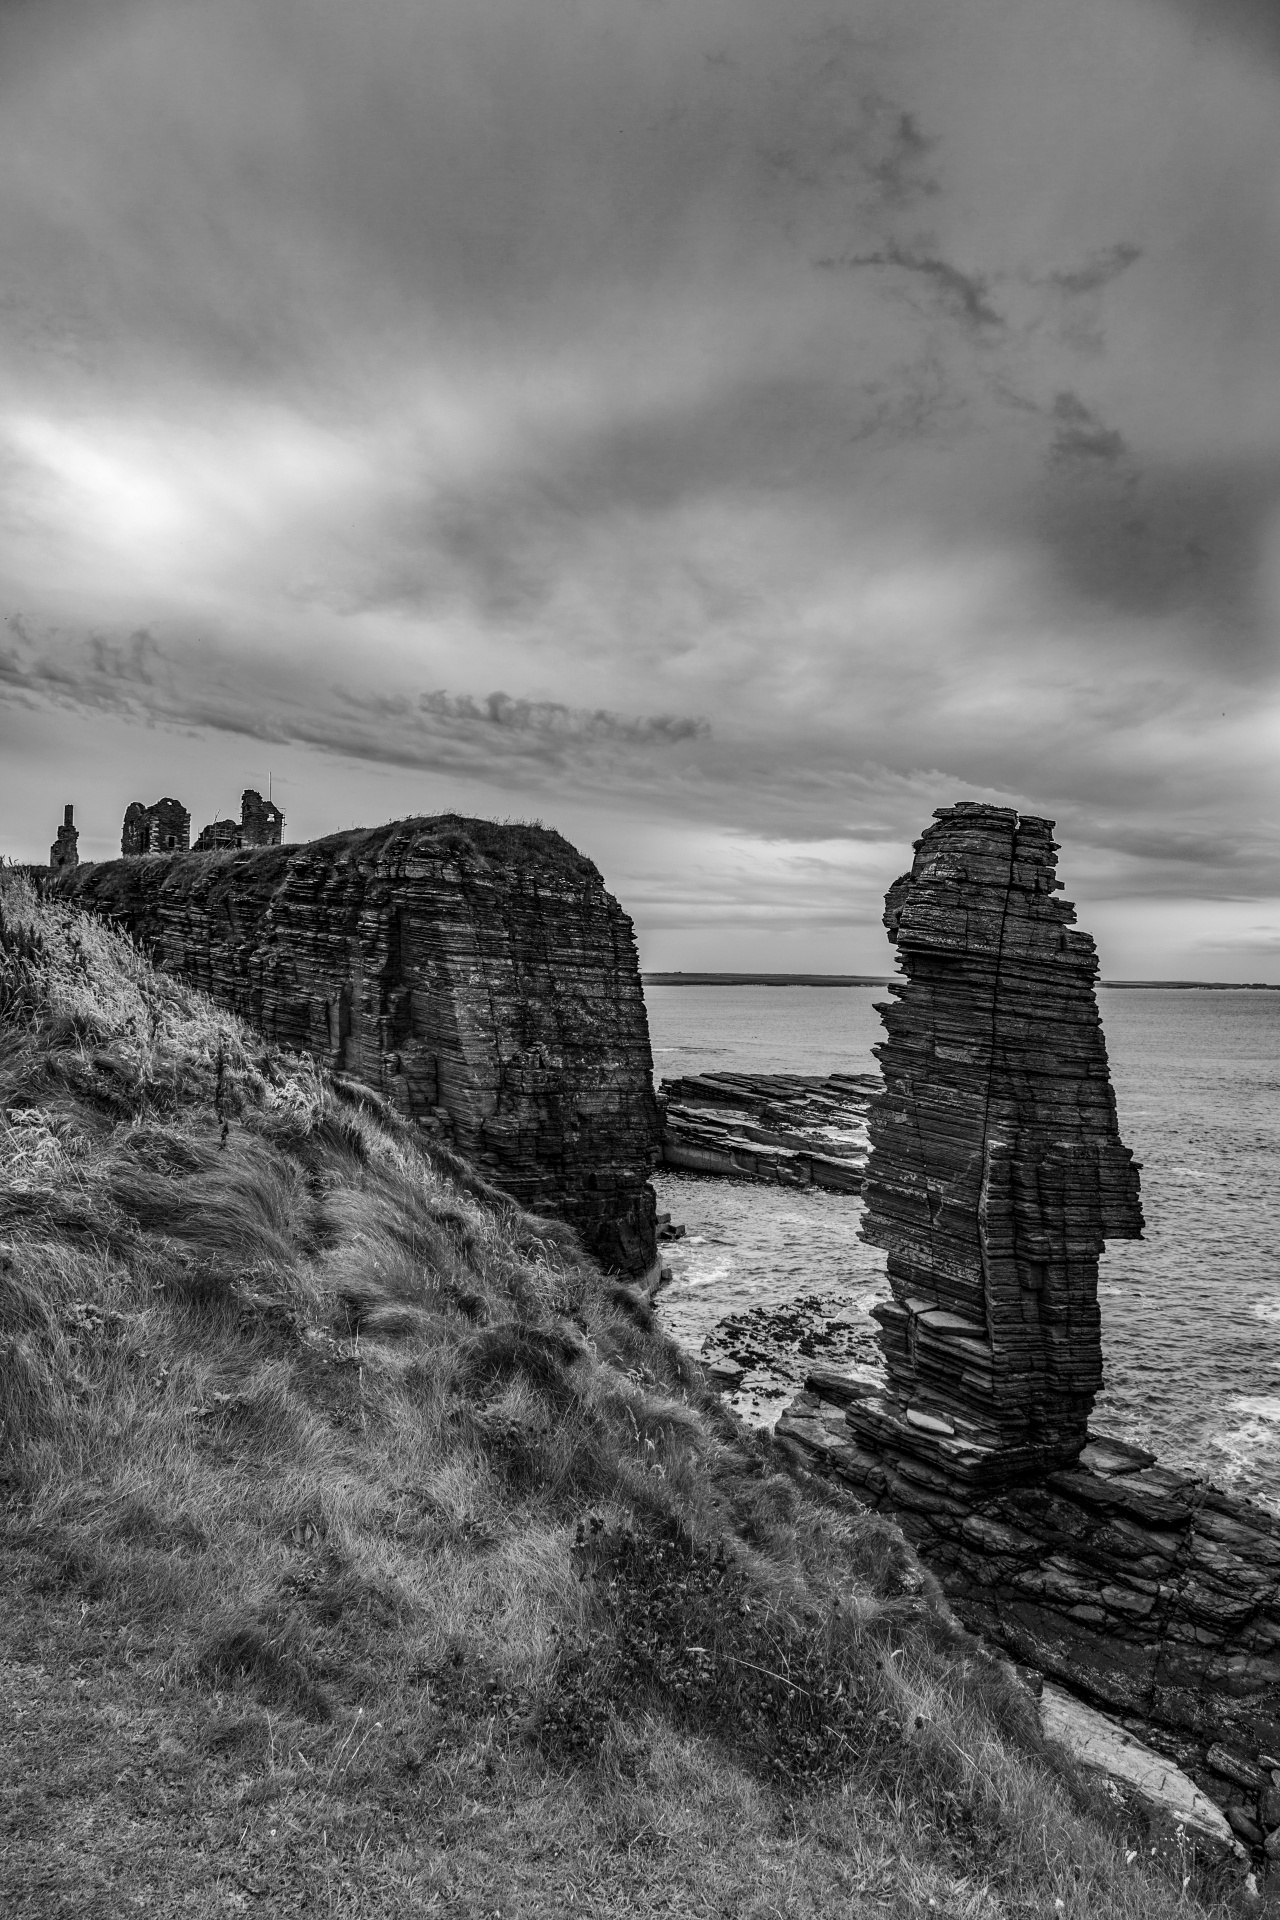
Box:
[657,1071,876,1191]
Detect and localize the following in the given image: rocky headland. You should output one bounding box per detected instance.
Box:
[778,803,1280,1862]
[63,816,660,1276]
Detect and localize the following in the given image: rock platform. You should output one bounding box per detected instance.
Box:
[657,1071,876,1191]
[779,1375,1280,1849]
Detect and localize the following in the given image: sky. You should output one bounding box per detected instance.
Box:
[1,0,1278,978]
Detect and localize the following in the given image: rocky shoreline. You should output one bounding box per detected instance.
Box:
[778,1371,1280,1859]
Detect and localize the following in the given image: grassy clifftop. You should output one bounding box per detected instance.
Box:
[0,872,1247,1918]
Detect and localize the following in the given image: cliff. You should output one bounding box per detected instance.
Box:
[65,816,659,1276]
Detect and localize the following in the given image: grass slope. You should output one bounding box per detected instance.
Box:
[0,872,1253,1918]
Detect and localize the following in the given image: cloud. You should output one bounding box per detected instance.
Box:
[0,0,1278,972]
[823,246,1005,333]
[1045,243,1143,297]
[1155,0,1280,66]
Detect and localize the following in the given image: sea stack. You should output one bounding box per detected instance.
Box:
[854,802,1143,1483]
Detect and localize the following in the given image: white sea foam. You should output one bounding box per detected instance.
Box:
[1251,1300,1280,1324]
[1208,1396,1280,1487]
[1227,1395,1280,1422]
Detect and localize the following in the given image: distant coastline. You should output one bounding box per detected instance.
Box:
[1101,980,1280,990]
[643,972,895,986]
[643,971,1280,989]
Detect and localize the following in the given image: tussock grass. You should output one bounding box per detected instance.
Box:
[0,871,1261,1917]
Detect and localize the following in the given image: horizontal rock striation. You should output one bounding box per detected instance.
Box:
[658,1072,876,1191]
[777,801,1279,1858]
[66,817,660,1275]
[780,1381,1280,1847]
[858,802,1143,1481]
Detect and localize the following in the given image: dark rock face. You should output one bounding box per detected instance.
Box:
[68,816,659,1275]
[858,801,1143,1481]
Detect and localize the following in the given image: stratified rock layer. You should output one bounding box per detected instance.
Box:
[858,802,1143,1481]
[67,817,659,1275]
[658,1071,875,1191]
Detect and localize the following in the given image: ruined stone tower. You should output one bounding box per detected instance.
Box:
[238,789,283,848]
[49,804,79,873]
[855,802,1143,1483]
[194,789,284,853]
[122,797,191,857]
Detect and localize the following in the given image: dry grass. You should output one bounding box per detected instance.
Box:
[0,871,1263,1917]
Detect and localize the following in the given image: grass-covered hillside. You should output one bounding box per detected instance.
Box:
[0,871,1253,1918]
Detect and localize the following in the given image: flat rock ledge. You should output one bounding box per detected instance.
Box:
[1038,1683,1242,1860]
[779,1375,1280,1862]
[657,1071,876,1191]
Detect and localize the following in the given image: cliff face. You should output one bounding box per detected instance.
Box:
[858,801,1143,1481]
[67,817,659,1275]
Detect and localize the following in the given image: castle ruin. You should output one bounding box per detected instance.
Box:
[49,805,79,873]
[122,798,191,857]
[194,789,284,853]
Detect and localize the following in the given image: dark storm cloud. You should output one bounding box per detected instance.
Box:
[1156,0,1280,65]
[0,623,709,779]
[1024,449,1280,641]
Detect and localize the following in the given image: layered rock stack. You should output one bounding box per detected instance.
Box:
[66,816,660,1276]
[856,802,1143,1483]
[775,804,1280,1847]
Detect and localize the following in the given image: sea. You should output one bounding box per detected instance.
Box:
[648,983,1280,1514]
